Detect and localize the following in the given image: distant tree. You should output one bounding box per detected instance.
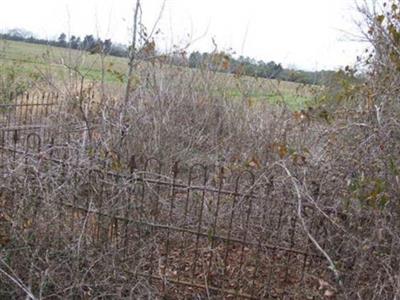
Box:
[265,61,283,78]
[75,37,81,49]
[169,50,188,66]
[109,43,128,57]
[189,51,202,68]
[69,35,80,49]
[103,39,112,54]
[88,38,102,54]
[7,28,33,40]
[82,34,95,51]
[58,33,67,47]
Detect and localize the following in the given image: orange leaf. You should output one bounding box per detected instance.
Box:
[278,145,288,159]
[248,156,261,169]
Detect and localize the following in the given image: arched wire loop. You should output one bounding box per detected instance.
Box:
[129,155,137,174]
[144,156,163,175]
[26,132,42,154]
[188,163,208,186]
[185,163,208,220]
[235,170,256,194]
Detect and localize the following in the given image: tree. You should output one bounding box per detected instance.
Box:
[109,43,128,57]
[82,35,95,51]
[7,28,33,40]
[103,39,112,54]
[58,33,67,47]
[69,35,80,49]
[189,51,202,68]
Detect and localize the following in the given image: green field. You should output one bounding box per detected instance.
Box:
[0,39,316,110]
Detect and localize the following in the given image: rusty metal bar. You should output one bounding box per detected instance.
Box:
[163,161,179,292]
[236,172,256,296]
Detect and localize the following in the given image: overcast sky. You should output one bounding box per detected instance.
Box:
[1,0,367,70]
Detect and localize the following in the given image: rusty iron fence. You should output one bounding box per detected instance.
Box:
[0,94,331,298]
[0,92,60,126]
[0,92,61,148]
[0,132,331,299]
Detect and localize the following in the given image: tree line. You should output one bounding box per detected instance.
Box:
[0,29,128,57]
[1,28,337,85]
[188,51,337,85]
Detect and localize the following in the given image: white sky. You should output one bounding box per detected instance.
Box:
[0,0,367,70]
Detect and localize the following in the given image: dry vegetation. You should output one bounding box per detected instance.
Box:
[1,1,400,299]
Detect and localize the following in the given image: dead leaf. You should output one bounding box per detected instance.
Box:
[324,289,335,297]
[248,156,261,169]
[278,144,288,159]
[318,279,330,290]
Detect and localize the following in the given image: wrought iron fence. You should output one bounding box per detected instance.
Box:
[0,127,330,299]
[0,92,59,126]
